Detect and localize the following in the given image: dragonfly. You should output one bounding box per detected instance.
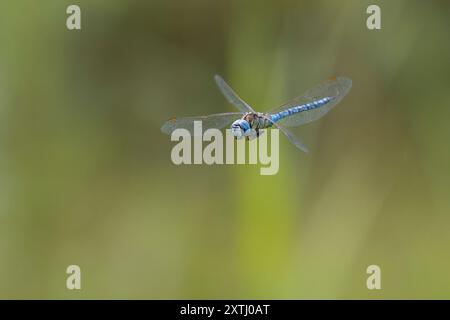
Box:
[161,75,352,153]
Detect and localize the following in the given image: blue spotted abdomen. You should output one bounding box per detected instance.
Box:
[269,97,333,123]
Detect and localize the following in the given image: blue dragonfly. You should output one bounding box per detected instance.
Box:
[161,75,352,152]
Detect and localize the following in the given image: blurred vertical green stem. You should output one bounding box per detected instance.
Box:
[227,0,296,298]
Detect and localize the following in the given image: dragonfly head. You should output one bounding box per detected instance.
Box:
[231,119,251,138]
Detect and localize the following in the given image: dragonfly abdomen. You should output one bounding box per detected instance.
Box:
[269,97,334,123]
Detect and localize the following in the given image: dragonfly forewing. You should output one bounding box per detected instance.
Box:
[161,112,244,136]
[214,75,255,113]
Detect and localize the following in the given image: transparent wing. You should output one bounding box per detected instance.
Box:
[161,112,243,136]
[214,75,255,113]
[263,115,309,153]
[269,76,352,127]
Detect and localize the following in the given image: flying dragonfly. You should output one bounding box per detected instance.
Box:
[161,75,352,153]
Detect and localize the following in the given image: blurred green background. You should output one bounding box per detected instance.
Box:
[0,0,449,299]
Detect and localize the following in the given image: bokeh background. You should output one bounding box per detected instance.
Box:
[0,0,449,299]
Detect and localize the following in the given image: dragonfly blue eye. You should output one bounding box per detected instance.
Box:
[237,120,250,131]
